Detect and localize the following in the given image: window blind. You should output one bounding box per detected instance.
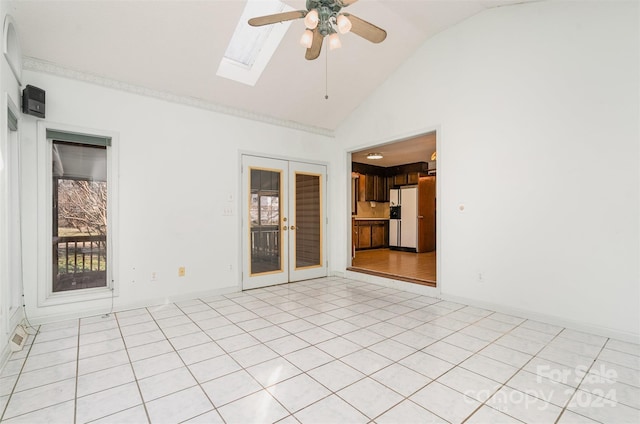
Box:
[7,108,18,131]
[46,129,111,147]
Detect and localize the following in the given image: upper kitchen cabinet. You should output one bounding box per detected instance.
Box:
[353,162,387,202]
[353,161,432,200]
[387,163,430,188]
[365,175,387,202]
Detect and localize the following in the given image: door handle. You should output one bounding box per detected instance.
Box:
[417,216,424,219]
[290,225,296,230]
[283,226,288,231]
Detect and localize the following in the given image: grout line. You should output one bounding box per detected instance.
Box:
[0,325,40,422]
[553,339,610,424]
[73,319,81,424]
[112,311,152,424]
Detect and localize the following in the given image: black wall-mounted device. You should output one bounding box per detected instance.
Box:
[22,85,45,118]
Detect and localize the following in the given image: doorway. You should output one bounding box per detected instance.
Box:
[348,132,437,286]
[241,155,327,290]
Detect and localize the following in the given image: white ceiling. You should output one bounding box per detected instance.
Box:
[7,0,533,133]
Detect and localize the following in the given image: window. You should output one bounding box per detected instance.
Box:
[37,123,117,305]
[249,168,282,274]
[217,0,293,86]
[52,141,108,292]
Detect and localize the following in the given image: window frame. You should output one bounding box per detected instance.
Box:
[37,121,119,306]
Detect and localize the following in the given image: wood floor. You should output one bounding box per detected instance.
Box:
[348,248,436,287]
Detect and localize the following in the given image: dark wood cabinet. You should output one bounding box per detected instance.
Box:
[364,175,387,202]
[407,172,419,185]
[376,176,387,201]
[393,174,407,187]
[355,220,389,250]
[385,177,393,198]
[357,225,372,249]
[364,175,375,201]
[371,222,387,247]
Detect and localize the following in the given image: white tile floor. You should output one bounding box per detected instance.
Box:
[1,277,639,423]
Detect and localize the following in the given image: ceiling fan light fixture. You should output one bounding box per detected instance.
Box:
[329,32,342,50]
[300,29,314,48]
[366,153,383,160]
[304,9,319,29]
[337,14,352,34]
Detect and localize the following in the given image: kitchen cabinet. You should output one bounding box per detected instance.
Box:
[393,174,407,187]
[364,174,387,202]
[391,172,420,188]
[371,223,387,247]
[407,172,420,185]
[355,220,389,250]
[358,225,372,249]
[386,177,394,198]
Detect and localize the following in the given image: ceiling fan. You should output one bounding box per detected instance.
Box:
[248,0,387,60]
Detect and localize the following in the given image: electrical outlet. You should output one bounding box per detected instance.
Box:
[223,206,233,216]
[178,266,186,277]
[151,272,157,282]
[477,272,484,282]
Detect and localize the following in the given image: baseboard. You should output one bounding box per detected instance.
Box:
[342,270,639,344]
[25,285,240,326]
[331,270,346,278]
[441,293,640,345]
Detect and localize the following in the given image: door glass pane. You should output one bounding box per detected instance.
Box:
[295,173,321,268]
[250,168,282,274]
[52,141,107,292]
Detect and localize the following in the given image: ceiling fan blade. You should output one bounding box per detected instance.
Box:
[342,13,387,43]
[305,27,323,60]
[248,10,306,27]
[339,0,359,6]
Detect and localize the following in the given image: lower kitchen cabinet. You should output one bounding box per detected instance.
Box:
[355,220,389,250]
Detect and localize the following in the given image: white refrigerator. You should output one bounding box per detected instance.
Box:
[389,186,418,250]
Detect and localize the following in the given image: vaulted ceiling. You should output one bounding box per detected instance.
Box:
[7,0,534,134]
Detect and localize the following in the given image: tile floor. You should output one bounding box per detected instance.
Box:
[0,277,638,423]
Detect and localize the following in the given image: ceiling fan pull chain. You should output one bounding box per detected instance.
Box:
[325,47,329,100]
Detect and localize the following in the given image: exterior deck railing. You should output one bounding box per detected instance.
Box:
[250,225,279,260]
[54,235,107,275]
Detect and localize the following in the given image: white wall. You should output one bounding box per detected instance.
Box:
[335,1,640,340]
[18,70,334,322]
[0,8,25,366]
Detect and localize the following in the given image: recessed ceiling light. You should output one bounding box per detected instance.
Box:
[366,153,383,160]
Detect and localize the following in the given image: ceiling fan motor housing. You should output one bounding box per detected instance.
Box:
[307,0,343,36]
[306,0,343,15]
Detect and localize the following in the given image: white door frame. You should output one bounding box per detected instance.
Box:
[345,127,442,295]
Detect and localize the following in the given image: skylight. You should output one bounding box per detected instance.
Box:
[217,0,294,86]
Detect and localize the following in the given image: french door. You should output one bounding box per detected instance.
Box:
[242,155,327,290]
